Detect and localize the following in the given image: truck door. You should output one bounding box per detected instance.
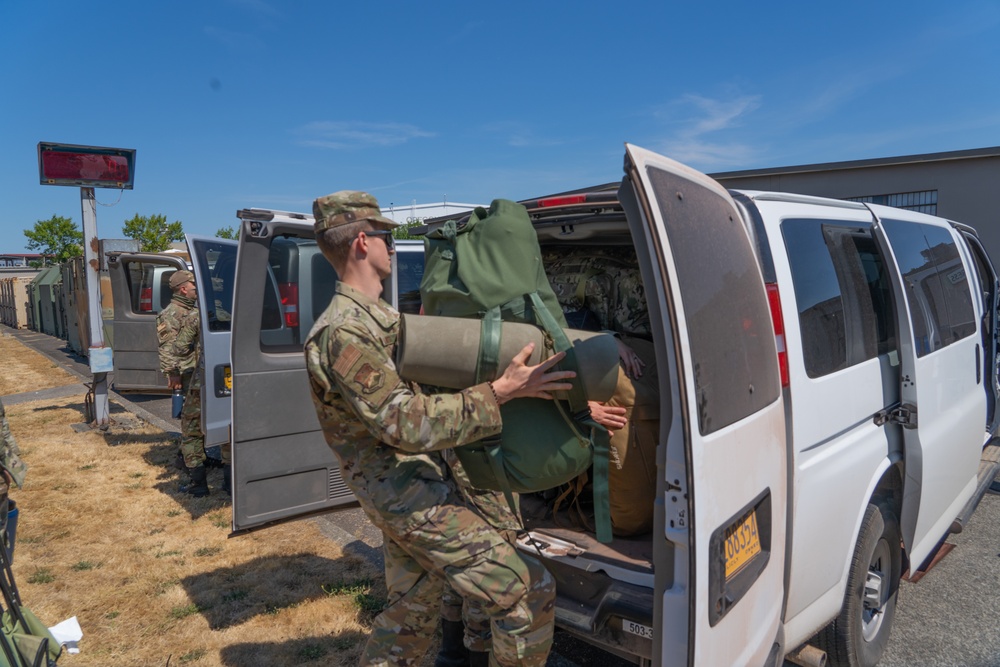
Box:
[621,145,787,666]
[106,252,188,392]
[870,212,985,569]
[229,210,407,532]
[186,235,237,449]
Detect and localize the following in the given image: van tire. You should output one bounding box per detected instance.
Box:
[816,502,902,667]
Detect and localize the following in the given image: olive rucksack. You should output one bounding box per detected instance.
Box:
[420,199,614,543]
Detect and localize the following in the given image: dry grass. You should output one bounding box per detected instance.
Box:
[0,333,423,666]
[0,334,75,395]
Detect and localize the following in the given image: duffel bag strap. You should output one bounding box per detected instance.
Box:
[527,292,589,416]
[482,437,520,523]
[475,307,503,385]
[585,420,612,544]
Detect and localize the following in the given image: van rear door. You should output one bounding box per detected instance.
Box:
[186,235,237,448]
[106,252,188,391]
[622,145,787,666]
[229,210,408,532]
[871,210,986,568]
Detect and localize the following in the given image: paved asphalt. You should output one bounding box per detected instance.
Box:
[5,323,1000,666]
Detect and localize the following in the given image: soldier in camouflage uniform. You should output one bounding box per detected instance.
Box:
[305,190,576,667]
[157,269,212,497]
[0,399,27,561]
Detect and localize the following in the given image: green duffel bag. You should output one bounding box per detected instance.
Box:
[421,199,614,542]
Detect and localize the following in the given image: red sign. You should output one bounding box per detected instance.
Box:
[38,143,136,189]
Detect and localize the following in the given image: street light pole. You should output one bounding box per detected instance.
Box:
[80,187,112,428]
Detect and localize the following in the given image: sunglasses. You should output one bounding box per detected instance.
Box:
[362,229,395,251]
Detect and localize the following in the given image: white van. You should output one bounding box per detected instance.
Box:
[221,145,1000,667]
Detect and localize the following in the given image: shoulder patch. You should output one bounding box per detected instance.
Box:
[333,344,363,378]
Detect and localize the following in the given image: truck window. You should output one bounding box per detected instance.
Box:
[881,219,976,356]
[647,165,779,434]
[396,250,425,315]
[781,220,896,377]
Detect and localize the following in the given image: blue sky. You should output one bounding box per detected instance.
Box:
[3,1,999,252]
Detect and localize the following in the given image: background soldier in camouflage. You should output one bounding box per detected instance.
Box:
[0,398,27,561]
[305,190,576,667]
[157,269,214,497]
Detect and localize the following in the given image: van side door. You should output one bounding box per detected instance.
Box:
[229,211,408,532]
[186,235,237,449]
[106,252,188,391]
[954,226,1000,435]
[622,145,787,667]
[870,210,986,568]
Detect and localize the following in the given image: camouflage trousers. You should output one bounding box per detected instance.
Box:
[179,370,206,468]
[362,501,554,667]
[441,486,522,652]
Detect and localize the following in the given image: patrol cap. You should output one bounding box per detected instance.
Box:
[169,269,195,289]
[313,190,400,233]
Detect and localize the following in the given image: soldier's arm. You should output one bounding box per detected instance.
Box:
[309,325,503,453]
[166,313,199,367]
[157,312,182,376]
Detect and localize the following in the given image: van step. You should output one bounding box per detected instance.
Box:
[951,440,1000,533]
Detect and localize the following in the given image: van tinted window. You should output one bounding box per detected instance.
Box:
[782,220,896,377]
[881,219,975,356]
[260,236,337,350]
[647,166,779,434]
[190,240,237,333]
[397,250,425,315]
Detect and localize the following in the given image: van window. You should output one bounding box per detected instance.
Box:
[781,220,896,377]
[881,219,976,356]
[190,240,237,333]
[123,261,174,314]
[647,166,779,434]
[260,236,338,350]
[397,250,425,315]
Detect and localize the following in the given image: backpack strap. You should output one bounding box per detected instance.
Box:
[526,292,589,416]
[475,307,502,384]
[482,436,520,524]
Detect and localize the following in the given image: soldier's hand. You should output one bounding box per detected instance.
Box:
[168,374,182,390]
[588,401,628,435]
[490,344,575,405]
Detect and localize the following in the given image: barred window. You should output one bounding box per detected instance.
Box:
[846,190,937,215]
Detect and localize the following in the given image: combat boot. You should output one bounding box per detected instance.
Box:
[468,651,489,667]
[222,464,232,497]
[434,619,469,667]
[180,465,209,497]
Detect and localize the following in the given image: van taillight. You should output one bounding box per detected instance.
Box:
[766,283,789,387]
[279,283,299,328]
[139,287,153,312]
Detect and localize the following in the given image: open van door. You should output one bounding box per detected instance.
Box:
[621,145,787,666]
[106,252,188,392]
[870,212,986,568]
[229,209,408,532]
[187,235,238,449]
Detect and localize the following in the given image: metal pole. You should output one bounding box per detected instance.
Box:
[80,187,111,429]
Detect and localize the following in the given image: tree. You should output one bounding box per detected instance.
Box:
[122,214,184,253]
[215,226,239,240]
[24,215,83,264]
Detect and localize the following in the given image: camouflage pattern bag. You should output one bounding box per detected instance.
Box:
[421,199,614,542]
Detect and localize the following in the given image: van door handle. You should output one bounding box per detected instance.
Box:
[976,344,981,385]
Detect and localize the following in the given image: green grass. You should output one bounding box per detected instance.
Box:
[155,550,182,559]
[222,589,248,602]
[298,644,328,661]
[208,513,229,529]
[168,604,201,620]
[78,463,97,471]
[193,546,221,557]
[105,611,120,620]
[166,509,181,517]
[71,560,99,571]
[27,568,55,584]
[179,648,206,663]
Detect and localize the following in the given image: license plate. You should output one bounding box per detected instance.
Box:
[723,509,761,579]
[224,366,232,391]
[622,619,654,640]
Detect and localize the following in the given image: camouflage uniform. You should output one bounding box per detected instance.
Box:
[441,452,522,653]
[0,399,27,554]
[157,292,207,468]
[305,281,555,667]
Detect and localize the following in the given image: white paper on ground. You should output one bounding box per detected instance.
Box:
[48,616,83,653]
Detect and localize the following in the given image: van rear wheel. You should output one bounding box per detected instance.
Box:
[817,502,902,667]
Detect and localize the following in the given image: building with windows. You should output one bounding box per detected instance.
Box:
[382,200,482,227]
[711,146,1000,262]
